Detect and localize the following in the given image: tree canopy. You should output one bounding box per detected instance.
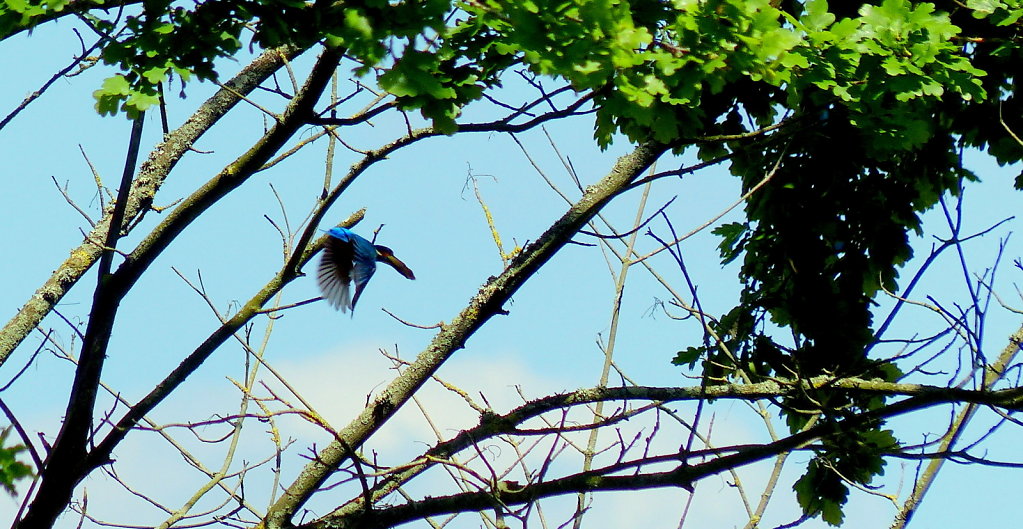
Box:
[1,0,1023,528]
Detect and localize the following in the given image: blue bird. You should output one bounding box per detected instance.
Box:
[317,227,415,313]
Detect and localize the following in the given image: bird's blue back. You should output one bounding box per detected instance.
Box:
[327,227,377,263]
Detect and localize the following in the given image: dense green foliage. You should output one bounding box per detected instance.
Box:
[3,0,1022,525]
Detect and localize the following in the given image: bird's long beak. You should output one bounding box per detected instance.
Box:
[379,252,416,280]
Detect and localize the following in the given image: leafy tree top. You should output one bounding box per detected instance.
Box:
[2,0,1018,155]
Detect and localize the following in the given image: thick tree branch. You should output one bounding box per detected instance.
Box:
[17,110,147,529]
[0,0,142,41]
[304,464,693,529]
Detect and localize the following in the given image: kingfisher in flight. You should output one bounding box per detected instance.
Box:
[317,227,415,313]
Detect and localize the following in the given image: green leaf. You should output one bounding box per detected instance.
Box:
[344,9,373,39]
[574,60,604,75]
[712,222,749,264]
[93,75,132,116]
[780,52,810,69]
[0,428,33,495]
[126,89,161,113]
[967,0,1003,16]
[757,27,801,60]
[875,361,903,382]
[99,74,131,96]
[802,0,837,31]
[672,346,704,368]
[793,458,848,526]
[142,65,169,85]
[379,50,456,99]
[861,429,899,453]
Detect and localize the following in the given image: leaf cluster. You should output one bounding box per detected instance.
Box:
[793,428,897,525]
[0,427,32,496]
[661,2,1020,523]
[1,0,454,116]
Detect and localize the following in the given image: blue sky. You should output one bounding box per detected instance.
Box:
[2,13,1023,529]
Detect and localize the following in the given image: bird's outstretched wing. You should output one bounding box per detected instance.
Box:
[318,235,356,312]
[318,227,381,312]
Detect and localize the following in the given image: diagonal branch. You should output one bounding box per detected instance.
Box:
[0,0,142,40]
[889,325,1023,529]
[260,141,670,529]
